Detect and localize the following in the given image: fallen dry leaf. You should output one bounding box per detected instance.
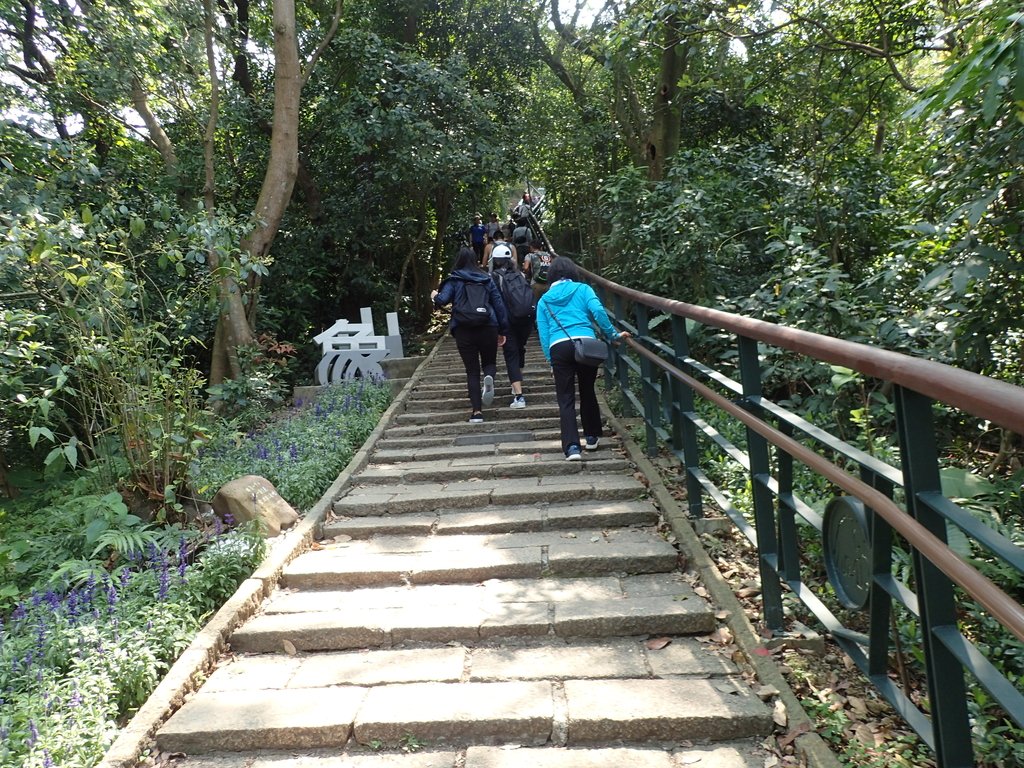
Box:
[852,723,875,746]
[709,626,734,645]
[773,699,788,727]
[756,685,780,701]
[645,637,673,650]
[715,610,731,620]
[678,757,703,765]
[282,639,298,656]
[309,542,323,551]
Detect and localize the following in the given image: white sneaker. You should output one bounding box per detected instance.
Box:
[481,375,494,406]
[509,395,526,409]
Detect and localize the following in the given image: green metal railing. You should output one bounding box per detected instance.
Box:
[582,267,1024,768]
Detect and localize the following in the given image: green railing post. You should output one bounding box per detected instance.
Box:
[864,471,896,682]
[670,315,705,518]
[737,336,784,630]
[775,424,800,583]
[612,292,633,416]
[894,386,973,767]
[635,303,659,457]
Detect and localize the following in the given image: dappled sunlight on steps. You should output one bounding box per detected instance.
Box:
[153,334,774,767]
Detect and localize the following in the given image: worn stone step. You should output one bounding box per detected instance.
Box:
[324,499,657,538]
[201,638,738,691]
[156,677,771,754]
[356,454,629,484]
[279,532,677,590]
[152,744,765,768]
[385,416,561,438]
[332,474,647,516]
[396,407,559,425]
[404,392,559,413]
[374,429,562,450]
[231,576,714,653]
[368,438,565,463]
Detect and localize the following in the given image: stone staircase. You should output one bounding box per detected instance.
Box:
[153,336,776,767]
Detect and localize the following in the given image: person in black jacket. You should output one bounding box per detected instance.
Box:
[431,247,510,423]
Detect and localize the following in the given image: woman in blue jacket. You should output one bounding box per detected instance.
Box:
[536,257,631,459]
[431,247,509,423]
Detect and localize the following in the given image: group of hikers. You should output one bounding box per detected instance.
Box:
[431,199,631,461]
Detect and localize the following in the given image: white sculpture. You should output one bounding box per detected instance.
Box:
[313,307,403,384]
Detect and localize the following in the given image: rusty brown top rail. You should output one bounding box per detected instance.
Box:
[583,269,1024,436]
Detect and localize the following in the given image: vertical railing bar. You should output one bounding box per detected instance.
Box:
[737,335,784,630]
[776,421,800,583]
[670,314,705,518]
[894,385,973,768]
[635,303,658,457]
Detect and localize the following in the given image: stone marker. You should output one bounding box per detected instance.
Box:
[212,475,299,537]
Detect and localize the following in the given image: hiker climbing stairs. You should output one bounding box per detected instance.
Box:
[153,335,776,766]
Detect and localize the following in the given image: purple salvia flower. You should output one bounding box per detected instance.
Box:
[106,578,117,611]
[289,443,298,459]
[27,720,38,747]
[43,750,54,767]
[69,682,82,707]
[158,561,170,600]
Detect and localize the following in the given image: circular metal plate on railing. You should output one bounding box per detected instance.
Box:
[823,496,872,610]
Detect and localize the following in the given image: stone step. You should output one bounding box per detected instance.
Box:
[374,429,562,450]
[355,454,629,484]
[324,499,657,538]
[156,676,772,754]
[384,416,564,438]
[332,473,646,516]
[372,438,602,462]
[396,406,558,425]
[280,531,678,589]
[231,593,714,653]
[403,392,559,412]
[154,744,766,768]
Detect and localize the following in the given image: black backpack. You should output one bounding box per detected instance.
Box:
[532,251,553,283]
[452,278,492,326]
[496,268,534,321]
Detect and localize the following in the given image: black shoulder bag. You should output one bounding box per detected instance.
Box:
[543,290,609,367]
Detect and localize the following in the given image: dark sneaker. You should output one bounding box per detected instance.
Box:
[469,412,484,424]
[565,445,582,461]
[481,375,495,406]
[509,395,527,409]
[584,436,600,451]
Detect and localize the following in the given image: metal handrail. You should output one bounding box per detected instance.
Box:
[579,265,1024,767]
[588,273,1024,435]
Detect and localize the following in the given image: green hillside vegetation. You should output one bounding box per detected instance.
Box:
[0,0,1021,764]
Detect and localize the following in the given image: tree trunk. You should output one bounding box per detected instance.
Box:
[231,0,301,340]
[205,0,253,383]
[646,13,685,180]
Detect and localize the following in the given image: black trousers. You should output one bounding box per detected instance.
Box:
[453,324,498,412]
[550,339,602,454]
[501,318,533,384]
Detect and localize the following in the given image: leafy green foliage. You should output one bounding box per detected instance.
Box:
[0,524,265,768]
[194,378,392,510]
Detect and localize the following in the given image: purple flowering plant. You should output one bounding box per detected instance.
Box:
[193,378,391,510]
[0,522,265,767]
